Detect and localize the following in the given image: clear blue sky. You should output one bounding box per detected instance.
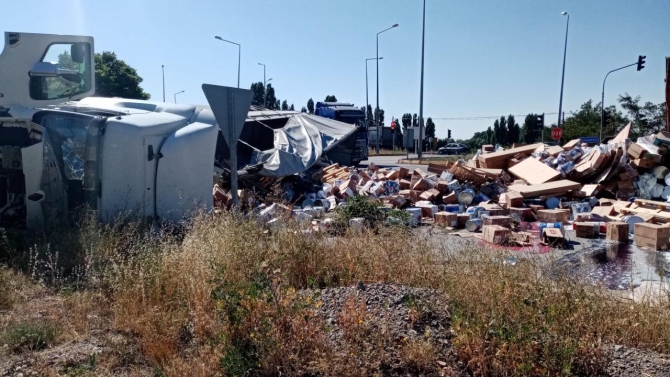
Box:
[4,0,668,140]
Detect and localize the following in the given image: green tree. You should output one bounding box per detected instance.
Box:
[281,100,289,111]
[324,95,337,102]
[412,113,418,128]
[94,52,150,99]
[264,84,277,109]
[506,115,520,145]
[250,82,265,106]
[289,104,295,111]
[425,117,436,139]
[486,127,494,145]
[561,100,627,142]
[301,106,307,113]
[492,120,500,145]
[520,114,543,144]
[307,98,315,114]
[275,99,281,110]
[402,113,412,129]
[618,93,666,140]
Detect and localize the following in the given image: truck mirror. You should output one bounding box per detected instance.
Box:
[71,42,87,63]
[28,191,45,202]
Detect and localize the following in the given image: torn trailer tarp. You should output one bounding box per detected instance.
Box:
[248,113,357,177]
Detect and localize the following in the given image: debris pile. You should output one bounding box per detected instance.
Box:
[214,125,670,250]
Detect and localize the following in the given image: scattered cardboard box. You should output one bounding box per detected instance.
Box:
[634,223,670,250]
[575,222,599,238]
[508,157,561,185]
[435,212,458,227]
[606,222,629,243]
[482,225,510,244]
[483,215,513,227]
[537,209,570,223]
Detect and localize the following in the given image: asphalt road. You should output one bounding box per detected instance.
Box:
[361,154,440,171]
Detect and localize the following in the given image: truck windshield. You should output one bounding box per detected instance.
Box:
[39,113,91,180]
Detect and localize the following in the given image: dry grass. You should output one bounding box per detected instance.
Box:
[3,210,670,376]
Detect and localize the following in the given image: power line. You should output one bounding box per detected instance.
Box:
[430,111,578,121]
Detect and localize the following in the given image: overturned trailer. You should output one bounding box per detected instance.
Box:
[0,31,361,229]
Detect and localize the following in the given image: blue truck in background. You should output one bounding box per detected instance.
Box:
[314,102,368,166]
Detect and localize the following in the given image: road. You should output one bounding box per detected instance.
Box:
[361,154,441,171]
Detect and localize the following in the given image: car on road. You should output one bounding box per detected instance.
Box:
[438,143,470,155]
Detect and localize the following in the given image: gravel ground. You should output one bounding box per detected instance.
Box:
[607,344,670,377]
[304,283,467,376]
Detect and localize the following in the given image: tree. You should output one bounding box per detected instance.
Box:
[506,115,520,145]
[307,98,315,114]
[93,52,150,99]
[561,100,627,142]
[275,99,281,110]
[324,95,337,102]
[520,114,543,144]
[425,117,436,139]
[402,113,412,129]
[289,104,295,111]
[264,84,277,109]
[281,100,289,111]
[375,108,385,127]
[412,114,418,128]
[250,82,265,106]
[301,106,307,113]
[618,93,666,140]
[487,127,494,145]
[492,120,500,145]
[366,104,374,129]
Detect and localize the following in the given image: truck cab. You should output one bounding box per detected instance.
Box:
[314,101,368,165]
[0,32,219,229]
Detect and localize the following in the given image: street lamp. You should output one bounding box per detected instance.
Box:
[366,57,382,131]
[376,23,399,153]
[418,0,426,158]
[173,90,185,104]
[557,11,569,128]
[161,65,165,102]
[214,36,241,88]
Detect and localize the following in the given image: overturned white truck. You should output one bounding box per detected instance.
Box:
[0,32,358,229]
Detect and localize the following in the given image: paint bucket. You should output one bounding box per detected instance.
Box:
[539,222,563,235]
[466,206,483,219]
[447,179,460,191]
[301,199,315,209]
[654,166,669,180]
[444,204,460,213]
[651,183,664,198]
[465,219,483,232]
[305,193,317,200]
[458,189,476,206]
[566,147,583,161]
[545,197,560,209]
[662,186,670,201]
[621,215,643,234]
[312,206,325,218]
[322,183,333,195]
[302,206,316,218]
[557,161,575,177]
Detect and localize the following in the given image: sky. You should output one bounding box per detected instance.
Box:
[3,0,669,140]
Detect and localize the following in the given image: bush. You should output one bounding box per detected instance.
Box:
[2,320,60,353]
[0,267,15,309]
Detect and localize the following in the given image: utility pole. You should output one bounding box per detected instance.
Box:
[366,57,382,134]
[557,12,569,128]
[376,23,399,153]
[162,65,165,102]
[214,36,241,88]
[418,0,426,158]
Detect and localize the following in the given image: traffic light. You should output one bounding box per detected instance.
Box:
[637,55,646,71]
[536,113,545,128]
[448,129,451,139]
[391,121,396,131]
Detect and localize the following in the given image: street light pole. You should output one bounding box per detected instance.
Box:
[214,36,241,88]
[173,90,185,104]
[258,63,266,107]
[557,12,569,128]
[376,23,399,154]
[162,65,165,102]
[600,62,638,141]
[418,0,426,159]
[366,57,382,133]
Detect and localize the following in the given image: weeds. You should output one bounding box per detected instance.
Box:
[4,210,670,376]
[0,266,15,309]
[2,320,60,353]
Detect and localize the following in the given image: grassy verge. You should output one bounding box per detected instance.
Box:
[3,210,670,376]
[367,147,407,156]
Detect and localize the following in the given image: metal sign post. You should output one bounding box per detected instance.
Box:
[202,84,253,207]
